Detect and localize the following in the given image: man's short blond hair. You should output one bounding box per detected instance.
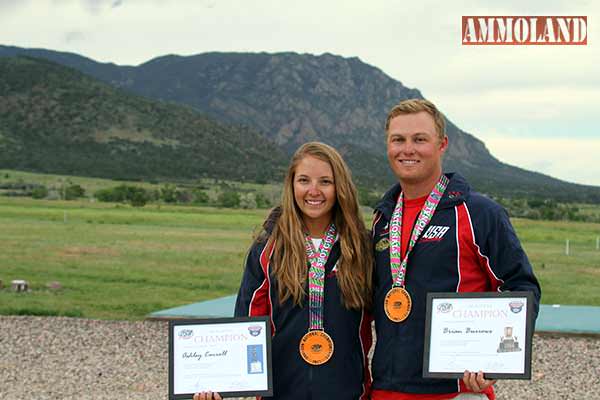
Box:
[385,99,446,141]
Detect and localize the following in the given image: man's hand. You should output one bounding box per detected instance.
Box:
[463,370,497,392]
[193,391,222,400]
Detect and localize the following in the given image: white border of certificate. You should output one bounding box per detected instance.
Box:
[423,292,534,380]
[169,316,273,399]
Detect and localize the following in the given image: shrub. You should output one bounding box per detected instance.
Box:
[31,186,48,199]
[218,190,241,208]
[176,189,193,204]
[95,187,124,202]
[160,184,177,203]
[128,187,149,207]
[358,187,380,208]
[240,193,257,209]
[193,189,209,204]
[94,185,149,207]
[65,184,85,200]
[255,193,272,209]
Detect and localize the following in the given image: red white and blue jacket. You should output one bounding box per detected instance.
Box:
[371,173,541,396]
[234,233,373,400]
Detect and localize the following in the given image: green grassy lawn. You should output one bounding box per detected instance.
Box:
[512,218,600,306]
[1,197,599,320]
[0,197,267,320]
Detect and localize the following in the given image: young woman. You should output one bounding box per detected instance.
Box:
[194,142,373,400]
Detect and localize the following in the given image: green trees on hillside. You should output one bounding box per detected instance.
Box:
[0,56,288,185]
[495,197,589,222]
[89,183,272,209]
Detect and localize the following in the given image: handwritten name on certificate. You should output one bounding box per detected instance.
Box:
[169,317,272,399]
[424,292,534,379]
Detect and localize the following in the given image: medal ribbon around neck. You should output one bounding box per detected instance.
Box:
[389,175,449,287]
[304,223,337,331]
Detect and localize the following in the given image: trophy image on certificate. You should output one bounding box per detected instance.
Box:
[497,326,522,353]
[248,344,264,374]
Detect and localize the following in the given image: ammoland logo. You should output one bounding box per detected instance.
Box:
[462,16,587,45]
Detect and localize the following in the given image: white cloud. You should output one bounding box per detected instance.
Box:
[435,85,600,141]
[484,136,600,186]
[64,30,86,44]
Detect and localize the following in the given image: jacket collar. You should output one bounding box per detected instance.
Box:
[374,172,470,220]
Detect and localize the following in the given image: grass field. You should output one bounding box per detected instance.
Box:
[1,196,599,320]
[512,218,600,306]
[0,197,266,320]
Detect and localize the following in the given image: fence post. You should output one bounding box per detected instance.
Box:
[565,239,570,256]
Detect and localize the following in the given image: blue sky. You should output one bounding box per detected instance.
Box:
[2,0,598,186]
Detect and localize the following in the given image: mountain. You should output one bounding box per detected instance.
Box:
[0,56,287,182]
[1,45,599,202]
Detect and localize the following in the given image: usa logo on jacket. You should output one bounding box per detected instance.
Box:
[419,225,450,243]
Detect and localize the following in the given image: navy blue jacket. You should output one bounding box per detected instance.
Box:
[235,235,372,400]
[371,173,541,395]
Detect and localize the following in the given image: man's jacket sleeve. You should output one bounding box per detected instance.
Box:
[475,204,542,318]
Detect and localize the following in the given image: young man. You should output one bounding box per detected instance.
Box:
[370,99,541,400]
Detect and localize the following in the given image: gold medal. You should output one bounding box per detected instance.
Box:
[384,287,412,322]
[299,330,334,365]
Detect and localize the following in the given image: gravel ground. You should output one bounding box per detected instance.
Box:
[1,316,599,400]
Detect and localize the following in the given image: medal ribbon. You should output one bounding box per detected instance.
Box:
[389,175,449,287]
[305,223,337,331]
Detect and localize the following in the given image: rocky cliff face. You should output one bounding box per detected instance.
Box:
[120,52,503,188]
[127,53,487,156]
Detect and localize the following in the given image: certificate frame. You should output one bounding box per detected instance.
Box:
[423,291,535,380]
[169,316,273,399]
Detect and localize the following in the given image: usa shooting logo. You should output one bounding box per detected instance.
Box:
[178,329,193,340]
[437,302,453,313]
[248,325,263,337]
[509,301,525,313]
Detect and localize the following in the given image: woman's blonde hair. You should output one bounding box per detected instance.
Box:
[263,142,372,310]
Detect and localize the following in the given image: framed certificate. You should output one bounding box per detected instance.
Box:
[423,291,534,380]
[169,316,273,399]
